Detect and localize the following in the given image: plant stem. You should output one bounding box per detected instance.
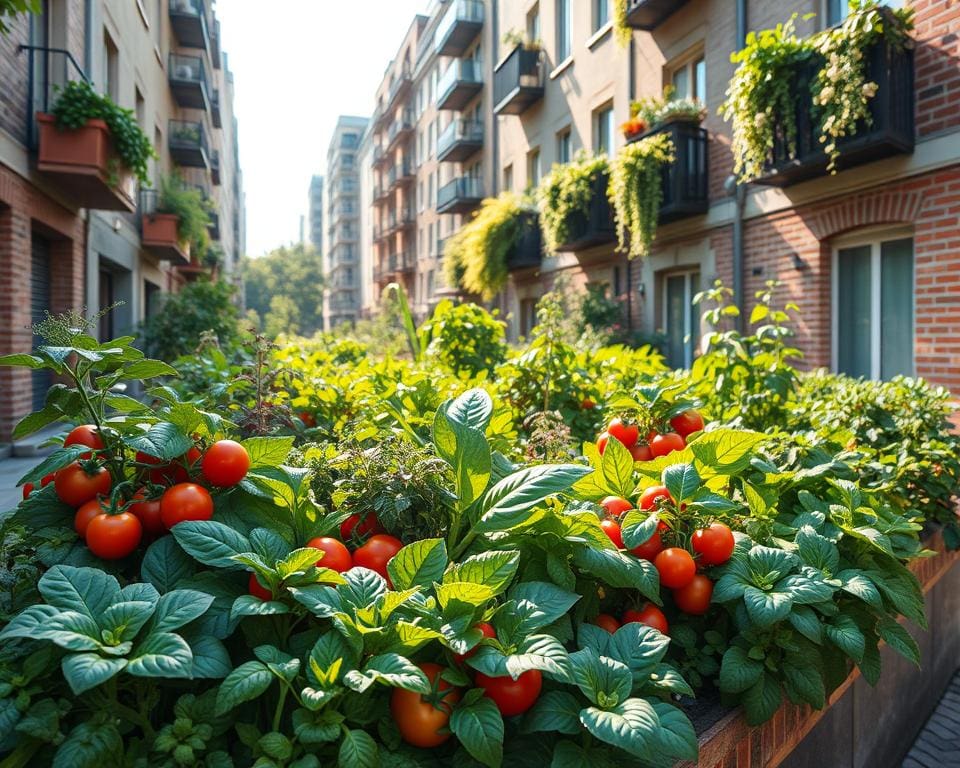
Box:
[272,686,288,732]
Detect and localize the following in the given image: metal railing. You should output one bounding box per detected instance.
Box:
[170,53,206,88]
[436,0,484,53]
[437,118,483,157]
[169,119,209,156]
[438,177,483,209]
[17,45,90,150]
[493,46,544,114]
[438,59,483,105]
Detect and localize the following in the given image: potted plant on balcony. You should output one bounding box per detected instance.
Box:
[628,87,706,140]
[142,175,211,263]
[609,131,675,258]
[443,192,537,300]
[537,151,610,253]
[501,27,542,52]
[37,79,154,209]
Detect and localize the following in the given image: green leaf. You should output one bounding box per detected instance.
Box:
[241,436,295,468]
[510,582,581,635]
[148,589,213,633]
[477,464,591,533]
[719,646,763,694]
[12,406,62,441]
[877,616,920,666]
[742,671,782,725]
[572,547,660,603]
[255,645,302,682]
[522,690,582,735]
[434,411,491,510]
[445,388,494,432]
[216,660,273,715]
[119,359,179,379]
[782,660,825,708]
[172,521,251,569]
[0,353,45,369]
[505,634,572,681]
[600,436,635,498]
[688,428,766,474]
[141,536,196,592]
[340,567,388,608]
[61,654,127,695]
[126,422,193,461]
[651,701,698,761]
[293,708,344,744]
[15,698,61,741]
[53,720,122,768]
[662,463,700,503]
[568,649,632,708]
[825,615,865,663]
[387,538,448,590]
[788,605,823,644]
[338,727,378,768]
[100,600,156,642]
[17,445,89,486]
[126,632,193,677]
[435,580,498,610]
[38,565,121,623]
[795,526,839,574]
[276,547,325,579]
[189,635,232,678]
[580,698,659,759]
[608,622,671,677]
[450,697,504,768]
[837,570,882,609]
[231,595,290,619]
[620,510,659,550]
[743,585,793,628]
[444,549,519,595]
[343,653,429,693]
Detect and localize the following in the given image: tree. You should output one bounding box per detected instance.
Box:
[140,279,240,361]
[242,243,325,337]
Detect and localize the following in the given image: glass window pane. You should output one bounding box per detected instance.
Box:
[694,58,706,104]
[672,67,689,99]
[665,275,686,368]
[595,0,609,29]
[836,245,872,378]
[687,271,701,366]
[557,0,571,60]
[827,0,847,25]
[880,238,913,378]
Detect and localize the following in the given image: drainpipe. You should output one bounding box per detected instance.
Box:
[731,0,748,329]
[491,0,499,196]
[84,0,93,76]
[626,35,636,332]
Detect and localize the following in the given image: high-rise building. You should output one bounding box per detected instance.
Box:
[308,174,323,252]
[323,115,368,329]
[0,0,245,441]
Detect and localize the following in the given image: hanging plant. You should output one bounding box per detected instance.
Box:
[629,87,706,138]
[443,192,533,300]
[537,152,609,254]
[158,175,212,260]
[609,132,674,259]
[613,0,631,47]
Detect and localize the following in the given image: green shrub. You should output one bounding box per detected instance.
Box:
[538,151,609,253]
[140,278,240,362]
[421,300,508,377]
[157,175,211,259]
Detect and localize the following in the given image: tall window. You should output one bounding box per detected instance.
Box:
[103,29,118,101]
[556,0,571,61]
[594,0,609,31]
[671,54,706,104]
[594,104,614,155]
[503,163,513,192]
[557,128,572,164]
[833,235,913,379]
[527,148,541,189]
[526,3,540,45]
[662,270,701,369]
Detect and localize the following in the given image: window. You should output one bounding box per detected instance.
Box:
[135,88,145,129]
[103,29,118,101]
[520,298,538,337]
[526,3,540,46]
[671,54,705,104]
[556,0,571,62]
[527,148,541,189]
[503,164,513,192]
[826,0,902,25]
[427,270,435,296]
[153,0,162,47]
[593,0,609,31]
[557,128,572,164]
[594,103,614,155]
[662,270,700,369]
[832,234,913,379]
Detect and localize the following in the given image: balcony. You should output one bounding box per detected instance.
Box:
[169,0,208,49]
[387,160,415,189]
[208,211,220,241]
[437,59,483,112]
[386,207,415,235]
[387,68,412,107]
[389,251,415,274]
[169,120,209,168]
[554,171,615,251]
[437,177,483,214]
[373,182,390,202]
[493,46,544,115]
[387,110,414,150]
[211,150,221,185]
[211,17,221,68]
[437,119,483,162]
[373,144,390,167]
[623,0,690,30]
[211,89,222,128]
[436,0,484,57]
[169,54,208,110]
[628,120,709,222]
[506,212,543,271]
[754,38,914,187]
[139,190,190,265]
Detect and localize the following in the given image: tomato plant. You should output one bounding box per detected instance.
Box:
[201,439,250,487]
[160,483,214,528]
[305,536,352,573]
[475,669,542,717]
[390,663,461,748]
[85,512,142,560]
[54,462,111,507]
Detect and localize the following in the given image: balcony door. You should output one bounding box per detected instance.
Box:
[662,269,700,369]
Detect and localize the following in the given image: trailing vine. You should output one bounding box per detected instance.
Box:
[537,152,609,254]
[157,175,212,259]
[613,0,630,47]
[608,133,674,259]
[443,192,533,300]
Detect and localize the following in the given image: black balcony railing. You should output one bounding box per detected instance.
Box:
[169,54,208,110]
[554,171,615,251]
[211,88,222,128]
[629,119,709,221]
[506,212,543,271]
[437,177,484,214]
[387,110,414,148]
[755,34,914,186]
[169,120,209,168]
[208,211,220,240]
[389,251,415,273]
[493,46,544,115]
[211,149,221,185]
[211,17,221,68]
[436,0,484,57]
[623,0,690,30]
[169,0,208,49]
[437,119,484,162]
[17,45,89,150]
[437,59,483,111]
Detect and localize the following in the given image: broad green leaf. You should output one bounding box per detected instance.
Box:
[255,645,302,682]
[521,690,582,735]
[141,536,197,593]
[788,605,824,643]
[742,671,782,725]
[825,615,865,663]
[125,422,193,461]
[126,632,193,677]
[189,636,232,678]
[620,510,659,550]
[17,445,89,486]
[276,547,324,579]
[782,660,825,708]
[572,547,660,603]
[450,697,504,768]
[61,654,127,695]
[444,549,518,595]
[52,720,122,768]
[505,634,572,681]
[877,616,919,666]
[100,601,155,642]
[580,698,659,759]
[119,359,178,379]
[510,582,580,635]
[435,581,498,609]
[795,526,839,574]
[569,649,632,708]
[837,570,882,609]
[688,429,766,474]
[743,585,793,627]
[778,569,837,605]
[387,538,448,590]
[38,565,121,623]
[719,647,763,694]
[216,660,274,715]
[477,464,591,533]
[338,728,378,768]
[343,653,429,693]
[292,708,344,745]
[0,604,62,642]
[600,436,635,498]
[231,595,290,619]
[434,412,491,510]
[241,436,295,468]
[445,388,494,432]
[172,521,251,569]
[149,589,214,633]
[12,406,62,441]
[651,701,698,761]
[608,622,670,677]
[340,567,388,608]
[662,463,700,503]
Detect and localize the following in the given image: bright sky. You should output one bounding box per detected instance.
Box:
[216,0,430,257]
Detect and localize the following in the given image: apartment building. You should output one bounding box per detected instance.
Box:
[323,115,368,329]
[0,0,245,441]
[308,174,323,252]
[358,126,376,316]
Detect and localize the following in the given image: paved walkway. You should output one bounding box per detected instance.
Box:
[0,456,47,515]
[903,670,960,767]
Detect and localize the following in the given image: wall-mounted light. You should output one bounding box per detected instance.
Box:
[792,253,808,270]
[637,283,646,300]
[112,218,122,233]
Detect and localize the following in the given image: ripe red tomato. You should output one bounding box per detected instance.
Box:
[622,603,669,635]
[140,447,202,485]
[454,622,497,663]
[670,410,705,438]
[594,613,620,633]
[600,496,633,516]
[639,485,672,511]
[630,530,664,561]
[22,483,33,500]
[391,663,461,747]
[129,490,166,537]
[55,463,111,507]
[299,411,316,428]
[673,574,714,615]
[26,471,56,498]
[64,425,104,458]
[248,572,273,601]
[75,498,108,538]
[650,432,686,458]
[85,512,142,560]
[202,440,250,487]
[654,547,697,589]
[581,399,596,410]
[339,513,384,543]
[629,443,653,462]
[352,534,403,578]
[475,669,542,717]
[691,522,736,566]
[306,536,353,573]
[596,432,610,455]
[160,483,214,529]
[607,418,639,449]
[600,518,624,549]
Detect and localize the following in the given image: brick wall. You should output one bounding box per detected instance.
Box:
[0,12,31,144]
[913,0,960,138]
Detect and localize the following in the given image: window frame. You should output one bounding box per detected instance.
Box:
[830,227,915,379]
[660,268,701,369]
[593,103,614,155]
[556,0,572,63]
[593,0,610,32]
[556,127,572,164]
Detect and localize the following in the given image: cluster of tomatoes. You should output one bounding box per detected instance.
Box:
[25,425,251,561]
[596,408,704,462]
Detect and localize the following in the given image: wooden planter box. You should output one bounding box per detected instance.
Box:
[36,114,136,212]
[141,214,190,265]
[680,528,960,768]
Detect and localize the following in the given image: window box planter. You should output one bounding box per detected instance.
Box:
[141,213,190,265]
[553,170,616,251]
[628,118,709,222]
[35,113,136,212]
[755,39,914,187]
[505,211,543,271]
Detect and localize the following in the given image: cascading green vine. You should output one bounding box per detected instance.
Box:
[537,151,609,254]
[613,0,630,47]
[443,192,533,300]
[157,175,212,259]
[608,133,674,260]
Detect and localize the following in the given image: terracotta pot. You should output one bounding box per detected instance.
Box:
[142,213,190,264]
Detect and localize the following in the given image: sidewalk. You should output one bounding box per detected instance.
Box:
[0,425,62,515]
[902,669,960,767]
